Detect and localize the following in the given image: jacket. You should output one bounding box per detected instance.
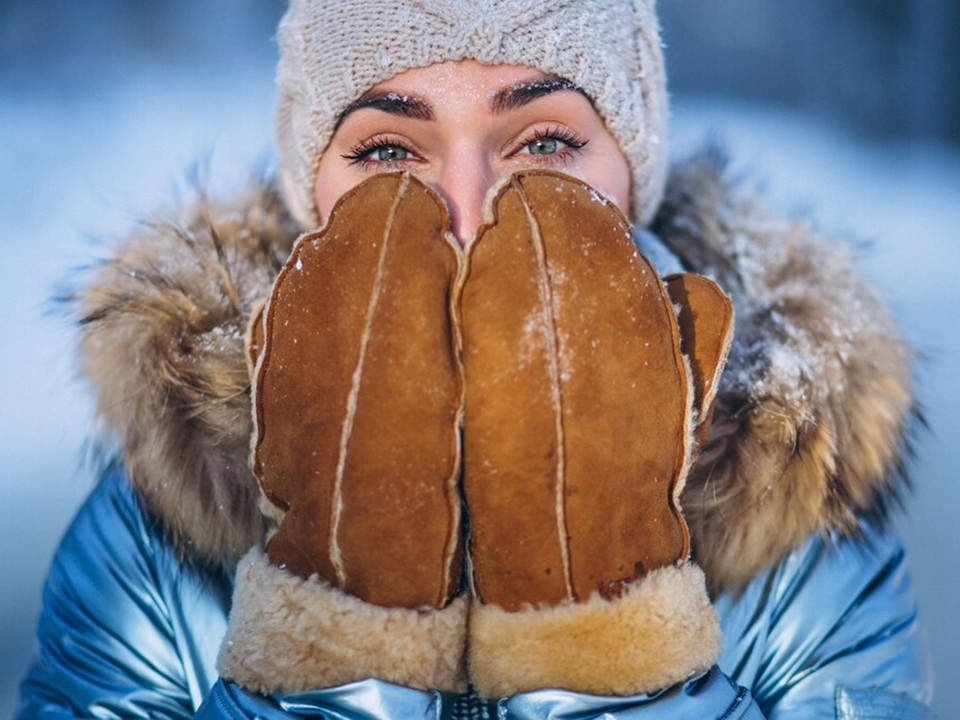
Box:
[15,152,934,719]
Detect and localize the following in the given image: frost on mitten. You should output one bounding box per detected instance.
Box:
[460,170,733,698]
[220,172,468,694]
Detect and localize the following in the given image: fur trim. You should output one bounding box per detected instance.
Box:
[219,548,468,694]
[468,563,720,698]
[73,178,298,566]
[653,150,915,593]
[72,152,916,595]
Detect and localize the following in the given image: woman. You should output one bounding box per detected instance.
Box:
[16,0,933,718]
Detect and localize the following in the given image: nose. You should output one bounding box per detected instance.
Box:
[433,157,498,246]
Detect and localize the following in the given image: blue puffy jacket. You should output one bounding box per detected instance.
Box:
[15,466,931,718]
[13,156,936,718]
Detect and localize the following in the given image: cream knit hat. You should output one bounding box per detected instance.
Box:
[276,0,668,229]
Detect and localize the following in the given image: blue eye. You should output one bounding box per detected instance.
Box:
[526,137,560,156]
[342,136,416,166]
[375,145,409,162]
[518,128,588,160]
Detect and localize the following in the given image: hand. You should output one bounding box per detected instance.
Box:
[220,172,468,694]
[459,170,733,697]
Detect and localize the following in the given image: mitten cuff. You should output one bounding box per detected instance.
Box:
[218,548,468,694]
[468,562,721,698]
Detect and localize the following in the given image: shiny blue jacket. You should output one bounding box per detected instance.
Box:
[15,465,932,719]
[14,159,936,718]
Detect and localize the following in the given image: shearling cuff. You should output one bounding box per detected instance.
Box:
[218,548,468,694]
[468,562,721,698]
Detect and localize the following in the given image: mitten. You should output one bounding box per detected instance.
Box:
[459,170,734,698]
[219,172,468,694]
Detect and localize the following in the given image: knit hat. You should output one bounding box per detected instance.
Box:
[276,0,668,229]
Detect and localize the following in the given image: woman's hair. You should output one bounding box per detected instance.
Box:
[275,0,668,229]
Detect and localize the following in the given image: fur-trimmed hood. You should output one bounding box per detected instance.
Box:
[73,151,915,595]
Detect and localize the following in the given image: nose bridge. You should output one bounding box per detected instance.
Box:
[435,149,497,246]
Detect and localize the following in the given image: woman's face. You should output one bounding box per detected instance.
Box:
[315,60,631,244]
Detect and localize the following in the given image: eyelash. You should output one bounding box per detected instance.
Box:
[526,126,588,155]
[340,127,589,169]
[341,134,417,166]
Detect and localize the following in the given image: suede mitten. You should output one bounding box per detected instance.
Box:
[219,172,468,694]
[459,171,734,698]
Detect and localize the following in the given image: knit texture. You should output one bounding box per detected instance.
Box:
[276,0,668,229]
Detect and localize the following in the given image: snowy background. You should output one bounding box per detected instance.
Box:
[2,3,957,717]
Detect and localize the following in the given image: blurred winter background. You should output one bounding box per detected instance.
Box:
[1,1,957,716]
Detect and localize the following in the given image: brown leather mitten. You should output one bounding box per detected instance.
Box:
[460,171,733,698]
[219,172,468,694]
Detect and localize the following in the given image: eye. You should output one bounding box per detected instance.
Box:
[373,145,409,162]
[342,136,418,167]
[515,127,588,160]
[526,137,560,156]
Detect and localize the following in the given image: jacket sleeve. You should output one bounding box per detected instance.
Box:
[498,523,933,720]
[716,522,934,719]
[14,465,227,719]
[195,679,446,720]
[498,667,763,719]
[13,466,445,720]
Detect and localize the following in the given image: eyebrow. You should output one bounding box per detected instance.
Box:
[334,92,435,130]
[491,77,592,114]
[334,76,592,129]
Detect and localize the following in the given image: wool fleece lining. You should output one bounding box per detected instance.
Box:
[468,563,721,698]
[219,549,469,694]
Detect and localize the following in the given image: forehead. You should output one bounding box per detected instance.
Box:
[377,60,548,90]
[366,61,567,110]
[335,60,591,129]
